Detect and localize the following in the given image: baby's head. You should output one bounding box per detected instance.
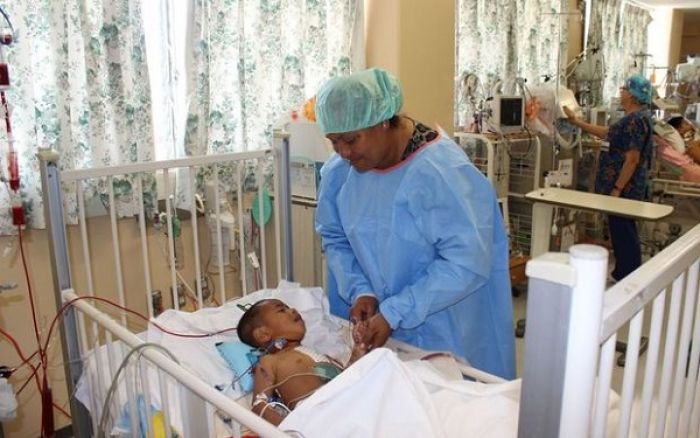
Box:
[237,299,306,349]
[668,116,696,140]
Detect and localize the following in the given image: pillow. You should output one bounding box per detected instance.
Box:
[216,341,259,393]
[654,120,686,154]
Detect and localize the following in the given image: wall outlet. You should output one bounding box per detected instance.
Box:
[151,290,164,316]
[170,283,186,308]
[195,276,211,302]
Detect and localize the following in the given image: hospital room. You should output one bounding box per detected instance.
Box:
[1,0,700,437]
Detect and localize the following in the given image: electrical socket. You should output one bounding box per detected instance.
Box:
[151,290,164,316]
[170,283,186,308]
[195,276,211,301]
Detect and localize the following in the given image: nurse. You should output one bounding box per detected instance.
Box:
[314,68,516,379]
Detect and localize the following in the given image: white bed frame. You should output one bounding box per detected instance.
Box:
[40,132,700,436]
[40,132,297,437]
[652,178,700,200]
[520,223,700,437]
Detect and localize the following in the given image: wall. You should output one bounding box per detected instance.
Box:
[365,0,455,133]
[681,10,700,62]
[648,7,675,72]
[670,9,685,67]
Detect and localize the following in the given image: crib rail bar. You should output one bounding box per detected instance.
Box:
[60,150,270,181]
[517,276,573,438]
[653,178,700,196]
[518,244,608,438]
[600,223,700,342]
[62,289,290,438]
[274,131,294,281]
[38,149,93,437]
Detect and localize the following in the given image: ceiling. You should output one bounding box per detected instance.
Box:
[635,0,700,8]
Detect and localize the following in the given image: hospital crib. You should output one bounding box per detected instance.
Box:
[38,134,296,436]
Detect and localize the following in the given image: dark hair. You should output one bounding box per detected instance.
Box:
[237,300,271,347]
[667,116,684,129]
[388,114,401,128]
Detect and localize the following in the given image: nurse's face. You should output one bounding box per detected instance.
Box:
[326,123,393,172]
[619,86,635,107]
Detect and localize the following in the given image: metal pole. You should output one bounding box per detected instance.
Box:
[273,131,294,281]
[38,149,92,437]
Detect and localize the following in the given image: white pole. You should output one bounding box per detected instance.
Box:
[559,244,608,438]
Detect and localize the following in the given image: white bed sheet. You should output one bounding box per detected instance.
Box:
[75,284,351,435]
[281,348,521,438]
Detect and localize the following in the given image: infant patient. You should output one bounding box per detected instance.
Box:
[237,299,367,425]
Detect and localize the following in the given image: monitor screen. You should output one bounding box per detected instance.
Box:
[494,95,524,132]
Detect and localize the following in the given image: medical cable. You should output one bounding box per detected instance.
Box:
[17,224,56,436]
[43,295,238,360]
[17,227,43,368]
[0,327,41,395]
[255,372,331,401]
[0,326,69,424]
[97,342,178,438]
[156,235,201,309]
[259,401,291,419]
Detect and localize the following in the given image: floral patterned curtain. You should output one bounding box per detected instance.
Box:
[183,0,361,157]
[587,0,651,104]
[0,0,154,234]
[456,0,516,127]
[455,0,568,127]
[620,3,652,79]
[515,0,568,86]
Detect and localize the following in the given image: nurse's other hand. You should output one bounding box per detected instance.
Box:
[366,313,392,349]
[350,296,378,324]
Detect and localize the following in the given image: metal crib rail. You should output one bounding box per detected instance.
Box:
[62,289,290,438]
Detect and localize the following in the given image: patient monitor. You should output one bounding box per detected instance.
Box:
[492,95,525,133]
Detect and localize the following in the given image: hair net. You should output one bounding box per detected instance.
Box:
[625,74,652,105]
[315,68,403,134]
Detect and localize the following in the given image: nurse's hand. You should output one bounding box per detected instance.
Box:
[350,296,378,324]
[365,313,392,349]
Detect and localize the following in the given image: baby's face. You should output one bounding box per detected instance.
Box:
[260,299,306,341]
[678,120,696,139]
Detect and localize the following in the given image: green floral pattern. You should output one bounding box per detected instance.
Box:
[586,0,651,104]
[183,0,359,157]
[1,0,360,234]
[0,0,154,234]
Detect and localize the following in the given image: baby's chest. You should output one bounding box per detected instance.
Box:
[275,351,317,378]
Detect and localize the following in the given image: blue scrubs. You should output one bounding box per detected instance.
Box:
[315,136,516,379]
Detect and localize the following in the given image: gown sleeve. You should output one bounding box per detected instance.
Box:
[315,156,375,305]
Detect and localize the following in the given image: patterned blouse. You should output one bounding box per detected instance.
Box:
[401,120,438,161]
[594,110,653,200]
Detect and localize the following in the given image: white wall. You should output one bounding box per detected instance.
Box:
[647,6,675,92]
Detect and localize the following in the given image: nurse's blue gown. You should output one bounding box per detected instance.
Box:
[315,136,516,379]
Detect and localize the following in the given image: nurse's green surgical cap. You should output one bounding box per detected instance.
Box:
[315,68,403,135]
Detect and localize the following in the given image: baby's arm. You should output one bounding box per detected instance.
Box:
[251,355,285,426]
